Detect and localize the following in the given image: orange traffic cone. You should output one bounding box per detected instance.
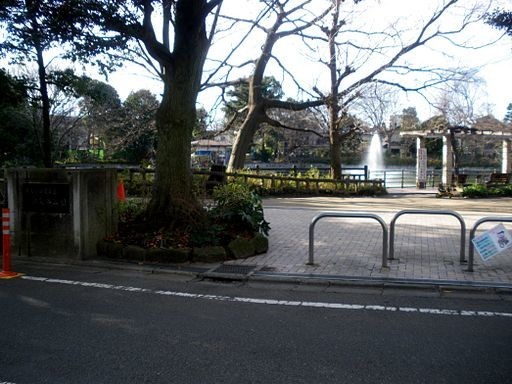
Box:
[117,179,126,202]
[1,208,22,279]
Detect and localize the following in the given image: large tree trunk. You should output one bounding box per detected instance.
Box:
[36,46,52,168]
[227,108,263,171]
[327,1,342,180]
[330,131,342,180]
[145,0,210,224]
[30,8,52,168]
[147,76,196,221]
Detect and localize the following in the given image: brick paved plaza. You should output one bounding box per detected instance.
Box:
[228,192,512,286]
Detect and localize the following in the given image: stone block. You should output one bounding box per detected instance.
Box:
[146,247,191,263]
[7,168,118,260]
[251,233,269,254]
[122,245,146,261]
[193,246,226,263]
[228,237,256,259]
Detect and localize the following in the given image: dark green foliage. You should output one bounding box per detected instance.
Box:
[0,69,41,166]
[112,181,270,255]
[110,90,158,163]
[487,9,512,36]
[505,103,512,124]
[501,185,512,196]
[462,184,489,198]
[211,182,271,236]
[462,184,512,198]
[188,223,226,247]
[118,199,147,223]
[0,1,79,166]
[223,76,284,117]
[357,185,387,196]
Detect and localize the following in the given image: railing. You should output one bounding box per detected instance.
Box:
[122,167,385,196]
[308,212,389,268]
[468,217,512,272]
[308,209,512,273]
[389,210,466,263]
[370,168,499,189]
[245,164,369,180]
[114,165,501,190]
[219,171,383,194]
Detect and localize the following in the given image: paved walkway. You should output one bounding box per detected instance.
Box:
[226,191,512,287]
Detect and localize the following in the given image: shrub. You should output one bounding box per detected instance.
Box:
[118,199,147,223]
[501,185,512,197]
[488,187,505,197]
[462,184,488,198]
[211,182,270,236]
[357,185,387,196]
[305,167,321,179]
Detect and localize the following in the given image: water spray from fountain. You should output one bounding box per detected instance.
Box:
[365,132,384,178]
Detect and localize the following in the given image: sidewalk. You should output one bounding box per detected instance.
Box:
[223,191,512,288]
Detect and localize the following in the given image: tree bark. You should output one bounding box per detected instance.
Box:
[145,0,211,223]
[30,6,52,168]
[227,106,263,171]
[327,0,342,179]
[35,45,52,168]
[329,129,342,180]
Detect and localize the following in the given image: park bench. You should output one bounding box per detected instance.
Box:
[486,173,511,188]
[453,173,469,187]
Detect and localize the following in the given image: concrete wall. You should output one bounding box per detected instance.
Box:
[6,168,118,260]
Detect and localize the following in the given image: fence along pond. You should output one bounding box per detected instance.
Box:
[123,166,385,196]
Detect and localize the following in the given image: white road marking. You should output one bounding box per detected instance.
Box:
[21,275,512,319]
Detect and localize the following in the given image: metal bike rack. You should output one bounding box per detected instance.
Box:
[308,212,388,268]
[468,217,512,272]
[389,210,466,263]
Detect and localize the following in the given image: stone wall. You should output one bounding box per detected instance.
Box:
[6,168,118,260]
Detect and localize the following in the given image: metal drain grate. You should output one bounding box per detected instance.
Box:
[212,264,257,275]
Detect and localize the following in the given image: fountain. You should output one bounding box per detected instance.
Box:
[365,132,384,177]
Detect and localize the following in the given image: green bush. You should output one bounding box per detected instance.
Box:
[211,182,270,236]
[462,184,488,198]
[500,185,512,197]
[357,185,387,196]
[488,187,505,197]
[462,184,512,198]
[305,167,321,179]
[118,199,147,223]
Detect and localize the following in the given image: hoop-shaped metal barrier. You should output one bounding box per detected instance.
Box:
[308,212,388,268]
[468,217,512,272]
[389,210,466,263]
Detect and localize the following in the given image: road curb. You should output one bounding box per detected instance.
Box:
[11,257,512,296]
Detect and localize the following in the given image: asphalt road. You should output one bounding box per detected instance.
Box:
[1,264,512,384]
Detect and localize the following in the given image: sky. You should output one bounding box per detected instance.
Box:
[100,0,512,125]
[2,0,510,124]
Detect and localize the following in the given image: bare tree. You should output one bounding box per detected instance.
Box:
[432,74,490,171]
[353,83,400,150]
[304,0,492,178]
[432,74,487,127]
[217,0,332,171]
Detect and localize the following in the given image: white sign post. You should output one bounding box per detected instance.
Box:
[416,148,427,189]
[472,224,512,261]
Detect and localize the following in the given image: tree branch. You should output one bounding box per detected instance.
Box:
[262,114,326,138]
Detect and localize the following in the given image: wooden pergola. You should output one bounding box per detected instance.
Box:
[401,124,512,188]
